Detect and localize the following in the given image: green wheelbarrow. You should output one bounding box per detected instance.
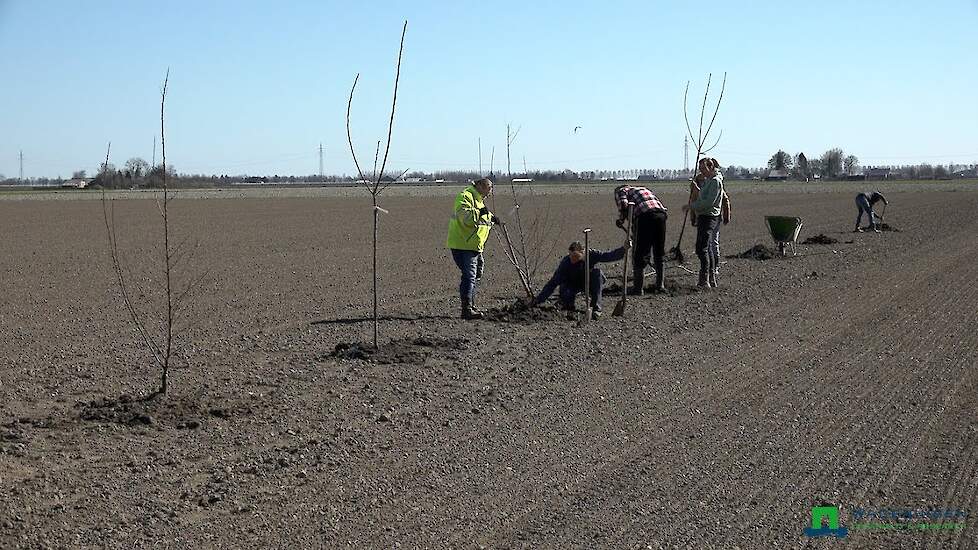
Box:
[764,216,804,256]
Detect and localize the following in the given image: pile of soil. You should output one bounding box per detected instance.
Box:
[485,299,568,323]
[878,223,900,232]
[76,394,236,429]
[732,244,777,260]
[329,336,467,364]
[801,234,839,245]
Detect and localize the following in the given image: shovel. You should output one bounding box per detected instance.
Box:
[583,228,592,323]
[669,218,687,263]
[612,203,635,317]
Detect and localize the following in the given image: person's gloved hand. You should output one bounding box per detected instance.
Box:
[491,214,502,225]
[615,218,625,229]
[624,238,632,250]
[478,206,490,217]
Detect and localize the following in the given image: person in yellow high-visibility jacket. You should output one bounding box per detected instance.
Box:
[446,178,500,319]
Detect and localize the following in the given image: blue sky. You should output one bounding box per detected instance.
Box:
[1,0,977,178]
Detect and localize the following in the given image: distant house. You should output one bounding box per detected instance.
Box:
[512,178,533,183]
[953,168,978,178]
[636,174,658,182]
[865,167,891,180]
[765,169,788,181]
[61,178,91,188]
[846,173,867,181]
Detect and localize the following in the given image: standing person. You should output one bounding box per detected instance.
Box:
[446,178,500,320]
[854,191,888,233]
[530,240,627,320]
[614,185,668,294]
[708,189,731,278]
[683,157,724,288]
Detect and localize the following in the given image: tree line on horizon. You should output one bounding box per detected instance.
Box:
[3,155,976,187]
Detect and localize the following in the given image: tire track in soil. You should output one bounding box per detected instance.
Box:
[676,222,970,548]
[763,249,978,548]
[476,203,978,547]
[844,257,978,550]
[472,264,900,548]
[558,251,967,547]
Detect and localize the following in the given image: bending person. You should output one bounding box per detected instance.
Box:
[854,191,888,233]
[614,185,668,294]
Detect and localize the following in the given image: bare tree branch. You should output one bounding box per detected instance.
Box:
[345,73,370,189]
[375,20,408,191]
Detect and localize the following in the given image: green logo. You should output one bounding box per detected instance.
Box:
[804,506,849,538]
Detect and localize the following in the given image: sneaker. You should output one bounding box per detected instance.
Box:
[854,227,864,233]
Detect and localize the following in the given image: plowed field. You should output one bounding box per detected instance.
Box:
[1,182,976,548]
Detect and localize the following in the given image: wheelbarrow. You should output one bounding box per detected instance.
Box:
[764,216,804,257]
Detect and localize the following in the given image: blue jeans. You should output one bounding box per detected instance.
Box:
[855,195,875,228]
[708,222,721,271]
[451,249,481,301]
[695,215,721,276]
[558,268,605,311]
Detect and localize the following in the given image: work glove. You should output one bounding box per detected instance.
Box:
[478,206,490,217]
[491,215,502,225]
[624,238,632,250]
[615,218,625,229]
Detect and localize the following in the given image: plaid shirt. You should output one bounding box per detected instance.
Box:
[615,186,667,218]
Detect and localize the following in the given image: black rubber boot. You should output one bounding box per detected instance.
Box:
[628,270,645,296]
[698,272,709,288]
[461,298,484,320]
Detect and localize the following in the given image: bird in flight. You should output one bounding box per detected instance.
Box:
[573,126,582,134]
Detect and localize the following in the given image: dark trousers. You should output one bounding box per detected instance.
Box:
[558,268,605,311]
[855,195,876,228]
[451,249,481,301]
[695,215,721,275]
[632,210,667,285]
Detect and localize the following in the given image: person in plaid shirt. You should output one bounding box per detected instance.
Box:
[614,185,668,294]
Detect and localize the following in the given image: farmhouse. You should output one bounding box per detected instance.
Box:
[865,167,891,180]
[764,169,788,181]
[61,178,91,188]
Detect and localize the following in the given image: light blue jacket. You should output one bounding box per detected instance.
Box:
[691,172,724,217]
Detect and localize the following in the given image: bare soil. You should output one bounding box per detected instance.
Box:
[1,183,977,549]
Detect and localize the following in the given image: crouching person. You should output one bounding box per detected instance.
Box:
[446,178,500,320]
[530,241,626,320]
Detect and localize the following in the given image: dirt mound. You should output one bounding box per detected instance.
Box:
[731,244,777,260]
[76,394,243,429]
[878,223,900,232]
[801,234,838,245]
[485,300,568,323]
[329,336,468,364]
